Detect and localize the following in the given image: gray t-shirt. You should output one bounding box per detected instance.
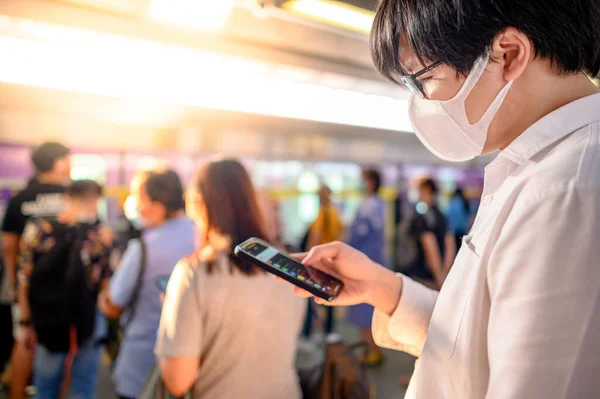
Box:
[156,253,305,399]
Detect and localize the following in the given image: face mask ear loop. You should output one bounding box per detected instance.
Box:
[476,79,514,128]
[441,54,491,104]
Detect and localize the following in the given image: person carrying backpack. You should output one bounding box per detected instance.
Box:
[2,142,71,399]
[18,180,115,399]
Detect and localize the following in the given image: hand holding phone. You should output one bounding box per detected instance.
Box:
[294,241,402,314]
[234,238,344,302]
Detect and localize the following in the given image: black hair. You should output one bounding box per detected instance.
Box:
[139,168,185,214]
[66,180,103,199]
[418,178,438,195]
[363,168,382,193]
[30,142,70,173]
[191,159,270,275]
[370,0,600,84]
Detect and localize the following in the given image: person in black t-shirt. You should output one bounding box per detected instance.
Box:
[405,178,456,290]
[1,141,70,399]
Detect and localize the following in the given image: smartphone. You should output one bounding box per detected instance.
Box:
[234,237,343,302]
[155,275,170,293]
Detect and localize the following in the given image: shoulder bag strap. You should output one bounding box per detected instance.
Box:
[123,237,147,328]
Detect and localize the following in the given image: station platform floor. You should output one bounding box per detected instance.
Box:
[1,317,414,399]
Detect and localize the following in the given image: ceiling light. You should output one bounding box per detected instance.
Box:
[0,16,412,132]
[147,0,235,31]
[282,0,374,34]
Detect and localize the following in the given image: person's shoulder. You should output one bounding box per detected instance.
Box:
[324,204,341,217]
[35,183,65,193]
[16,183,64,198]
[359,195,383,215]
[173,216,195,230]
[513,125,600,206]
[410,212,430,231]
[176,247,224,275]
[5,188,30,208]
[149,217,195,242]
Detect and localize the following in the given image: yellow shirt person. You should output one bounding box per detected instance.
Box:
[307,185,343,249]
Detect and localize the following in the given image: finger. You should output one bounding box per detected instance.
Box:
[320,257,344,280]
[302,255,344,282]
[302,243,341,268]
[273,276,286,283]
[314,297,332,306]
[290,252,308,261]
[293,286,314,298]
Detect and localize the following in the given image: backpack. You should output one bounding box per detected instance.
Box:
[28,220,97,353]
[297,302,372,399]
[395,208,419,272]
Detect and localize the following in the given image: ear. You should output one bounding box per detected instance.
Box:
[491,27,532,81]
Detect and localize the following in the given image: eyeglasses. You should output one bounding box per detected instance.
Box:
[401,61,442,99]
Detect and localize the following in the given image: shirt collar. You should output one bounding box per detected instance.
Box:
[499,92,600,165]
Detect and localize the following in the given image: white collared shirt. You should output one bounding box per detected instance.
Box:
[373,92,600,398]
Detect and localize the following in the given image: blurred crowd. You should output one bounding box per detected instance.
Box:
[0,141,475,399]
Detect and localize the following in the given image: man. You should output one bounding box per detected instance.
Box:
[288,0,600,397]
[1,142,71,399]
[405,178,455,289]
[99,168,194,399]
[19,180,114,399]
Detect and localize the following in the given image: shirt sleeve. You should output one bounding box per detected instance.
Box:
[411,214,432,238]
[109,239,143,308]
[155,260,203,358]
[485,188,600,398]
[1,198,25,234]
[372,274,439,357]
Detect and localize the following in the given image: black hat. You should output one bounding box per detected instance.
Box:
[31,142,70,173]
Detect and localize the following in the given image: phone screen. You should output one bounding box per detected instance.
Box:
[242,241,343,298]
[155,275,170,293]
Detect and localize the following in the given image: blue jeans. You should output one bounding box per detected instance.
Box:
[34,340,101,399]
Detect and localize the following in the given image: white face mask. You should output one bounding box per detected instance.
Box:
[407,189,420,204]
[124,195,145,230]
[408,55,513,162]
[76,212,97,223]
